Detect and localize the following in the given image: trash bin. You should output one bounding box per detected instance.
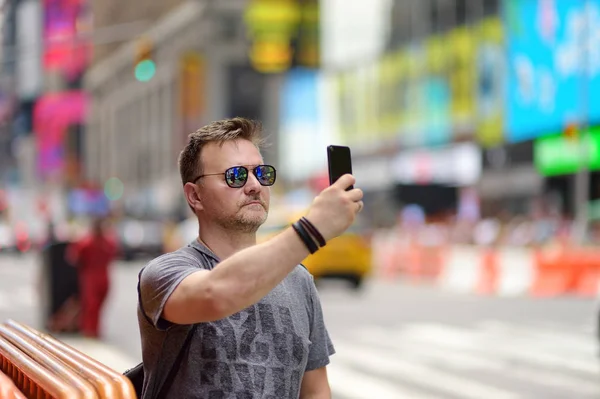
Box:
[40,241,80,333]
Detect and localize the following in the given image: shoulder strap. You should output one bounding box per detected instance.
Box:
[155,324,196,399]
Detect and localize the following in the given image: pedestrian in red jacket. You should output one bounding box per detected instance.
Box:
[68,218,119,338]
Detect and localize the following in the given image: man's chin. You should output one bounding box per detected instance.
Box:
[237,210,268,229]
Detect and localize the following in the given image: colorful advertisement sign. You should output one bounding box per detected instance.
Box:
[534,127,600,176]
[33,91,89,180]
[505,0,600,142]
[423,34,451,146]
[279,68,329,181]
[475,17,505,147]
[245,0,320,73]
[376,53,402,138]
[43,0,92,80]
[400,42,428,147]
[448,26,476,132]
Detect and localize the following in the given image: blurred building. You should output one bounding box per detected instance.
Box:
[90,0,184,63]
[83,0,285,219]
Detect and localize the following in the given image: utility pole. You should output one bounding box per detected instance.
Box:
[573,0,590,244]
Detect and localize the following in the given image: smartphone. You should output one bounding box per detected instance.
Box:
[327,145,354,190]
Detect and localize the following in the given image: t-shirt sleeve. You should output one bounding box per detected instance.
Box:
[305,275,335,371]
[139,251,201,330]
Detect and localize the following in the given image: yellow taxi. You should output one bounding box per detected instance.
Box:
[257,212,372,289]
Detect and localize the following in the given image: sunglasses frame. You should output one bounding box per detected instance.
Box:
[192,164,277,188]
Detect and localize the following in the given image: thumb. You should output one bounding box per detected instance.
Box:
[332,174,355,190]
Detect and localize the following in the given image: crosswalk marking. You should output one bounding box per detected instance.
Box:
[352,325,505,371]
[351,324,600,396]
[327,361,444,399]
[333,340,521,399]
[402,323,596,371]
[477,320,597,356]
[399,323,600,376]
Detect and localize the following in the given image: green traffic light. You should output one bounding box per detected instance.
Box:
[135,59,156,81]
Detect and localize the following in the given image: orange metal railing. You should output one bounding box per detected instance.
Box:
[0,319,138,399]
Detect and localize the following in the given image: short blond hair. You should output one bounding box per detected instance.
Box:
[178,117,265,186]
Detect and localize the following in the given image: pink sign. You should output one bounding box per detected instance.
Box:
[34,91,89,178]
[43,0,91,80]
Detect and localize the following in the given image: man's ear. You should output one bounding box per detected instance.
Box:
[183,183,203,212]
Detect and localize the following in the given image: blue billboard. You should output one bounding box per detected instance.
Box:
[505,0,600,142]
[422,77,451,146]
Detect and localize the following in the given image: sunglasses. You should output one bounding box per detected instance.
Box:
[193,165,276,188]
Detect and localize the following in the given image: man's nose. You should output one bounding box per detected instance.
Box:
[244,171,261,193]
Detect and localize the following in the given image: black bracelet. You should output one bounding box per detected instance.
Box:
[299,217,326,247]
[292,221,318,254]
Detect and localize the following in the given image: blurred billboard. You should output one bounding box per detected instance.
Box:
[33,91,88,181]
[278,68,332,182]
[504,0,600,142]
[245,0,320,73]
[475,17,505,147]
[534,126,600,176]
[43,0,92,81]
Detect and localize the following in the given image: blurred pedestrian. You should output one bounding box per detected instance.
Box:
[136,117,363,398]
[68,217,118,338]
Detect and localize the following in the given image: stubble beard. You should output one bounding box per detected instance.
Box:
[218,206,268,234]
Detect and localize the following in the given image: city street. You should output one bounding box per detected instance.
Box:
[1,253,599,398]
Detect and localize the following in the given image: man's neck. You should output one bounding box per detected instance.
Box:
[197,225,257,260]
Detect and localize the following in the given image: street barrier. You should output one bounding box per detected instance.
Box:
[0,332,79,398]
[0,320,137,398]
[0,323,98,398]
[7,320,137,399]
[0,370,27,399]
[373,230,600,298]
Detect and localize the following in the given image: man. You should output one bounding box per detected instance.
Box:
[68,217,119,338]
[138,117,363,398]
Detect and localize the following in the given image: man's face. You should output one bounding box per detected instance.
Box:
[195,139,270,233]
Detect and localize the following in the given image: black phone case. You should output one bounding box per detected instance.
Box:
[327,145,353,190]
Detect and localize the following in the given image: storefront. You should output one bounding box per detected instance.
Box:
[389,142,481,217]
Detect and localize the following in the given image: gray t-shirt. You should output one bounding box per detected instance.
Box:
[137,240,335,399]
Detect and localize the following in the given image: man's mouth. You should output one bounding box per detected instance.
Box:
[244,201,264,207]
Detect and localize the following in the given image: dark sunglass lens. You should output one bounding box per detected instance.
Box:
[226,167,248,187]
[256,165,276,186]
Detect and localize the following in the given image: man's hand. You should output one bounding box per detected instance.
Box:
[304,174,363,242]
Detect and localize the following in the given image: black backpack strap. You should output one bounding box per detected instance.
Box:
[155,324,196,399]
